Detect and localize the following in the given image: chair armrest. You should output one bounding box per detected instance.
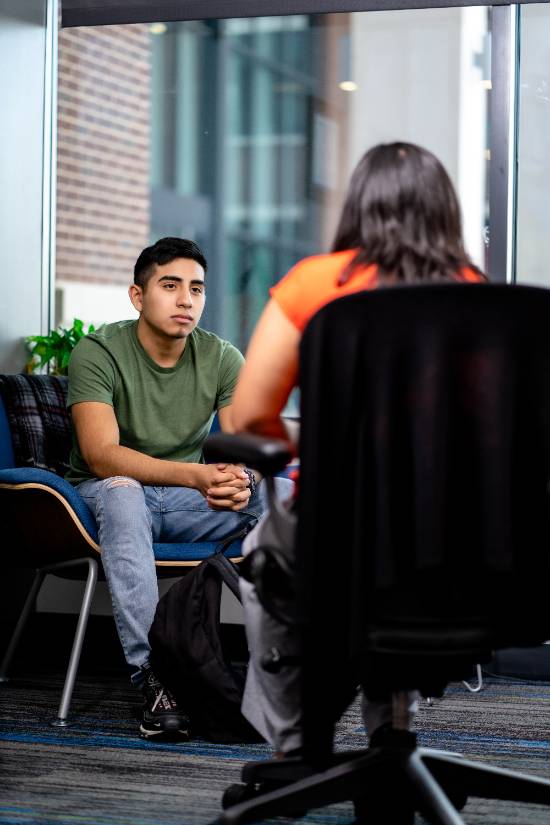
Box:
[204,432,292,476]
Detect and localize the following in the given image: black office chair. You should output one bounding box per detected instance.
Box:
[205,283,550,825]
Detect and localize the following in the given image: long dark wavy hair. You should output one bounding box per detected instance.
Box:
[332,142,485,285]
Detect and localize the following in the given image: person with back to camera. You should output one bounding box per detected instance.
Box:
[230,142,487,756]
[65,236,292,739]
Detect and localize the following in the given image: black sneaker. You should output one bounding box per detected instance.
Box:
[139,664,190,740]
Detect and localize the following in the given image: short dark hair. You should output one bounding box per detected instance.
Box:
[134,237,207,288]
[332,142,485,285]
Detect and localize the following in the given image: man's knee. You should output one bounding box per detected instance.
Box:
[103,476,142,490]
[94,476,150,527]
[98,476,145,505]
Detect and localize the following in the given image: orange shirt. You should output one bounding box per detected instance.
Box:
[270,249,483,332]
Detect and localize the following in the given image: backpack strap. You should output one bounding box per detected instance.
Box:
[208,552,241,601]
[208,525,252,601]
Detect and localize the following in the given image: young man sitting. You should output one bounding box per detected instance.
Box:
[66,237,275,738]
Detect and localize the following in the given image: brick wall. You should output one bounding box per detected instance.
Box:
[56,24,151,288]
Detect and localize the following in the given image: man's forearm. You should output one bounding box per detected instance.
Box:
[88,443,200,489]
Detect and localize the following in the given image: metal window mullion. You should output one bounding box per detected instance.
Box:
[207,24,229,339]
[488,4,519,284]
[42,0,59,335]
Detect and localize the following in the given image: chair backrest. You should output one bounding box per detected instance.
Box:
[296,284,550,756]
[0,374,72,475]
[0,390,15,469]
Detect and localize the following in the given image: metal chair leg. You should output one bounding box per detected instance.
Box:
[405,751,466,825]
[0,568,46,682]
[461,664,483,693]
[51,557,98,726]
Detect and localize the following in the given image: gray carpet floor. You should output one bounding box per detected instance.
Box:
[1,671,550,824]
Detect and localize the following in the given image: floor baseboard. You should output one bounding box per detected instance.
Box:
[489,645,550,680]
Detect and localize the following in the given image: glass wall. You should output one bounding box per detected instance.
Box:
[0,1,50,372]
[516,3,550,286]
[55,8,491,352]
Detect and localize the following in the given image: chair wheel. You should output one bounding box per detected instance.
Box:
[222,783,254,809]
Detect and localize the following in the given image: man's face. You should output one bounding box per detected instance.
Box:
[130,257,206,340]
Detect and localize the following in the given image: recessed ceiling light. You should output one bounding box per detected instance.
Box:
[339,81,358,92]
[150,22,167,35]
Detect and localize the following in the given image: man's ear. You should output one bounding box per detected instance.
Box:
[129,283,143,312]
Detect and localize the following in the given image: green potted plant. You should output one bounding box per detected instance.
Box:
[26,318,96,375]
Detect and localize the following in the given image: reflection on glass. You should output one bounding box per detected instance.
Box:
[56,8,490,352]
[516,4,550,286]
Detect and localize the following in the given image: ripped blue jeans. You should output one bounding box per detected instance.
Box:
[77,477,274,679]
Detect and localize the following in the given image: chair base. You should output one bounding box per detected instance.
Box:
[218,729,550,825]
[50,718,71,728]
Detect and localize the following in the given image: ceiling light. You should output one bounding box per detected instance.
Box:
[339,81,358,92]
[149,22,167,35]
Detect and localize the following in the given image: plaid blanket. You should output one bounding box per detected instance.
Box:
[0,374,72,476]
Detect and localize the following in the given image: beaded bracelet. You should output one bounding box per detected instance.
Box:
[243,468,257,498]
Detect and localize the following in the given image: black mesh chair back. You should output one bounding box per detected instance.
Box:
[297,283,550,759]
[213,283,550,825]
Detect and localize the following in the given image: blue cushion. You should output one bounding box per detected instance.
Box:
[0,394,15,470]
[0,467,243,564]
[210,412,221,433]
[153,540,243,562]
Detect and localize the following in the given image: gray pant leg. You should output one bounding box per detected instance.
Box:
[241,574,302,753]
[240,506,302,752]
[241,509,419,752]
[361,691,420,736]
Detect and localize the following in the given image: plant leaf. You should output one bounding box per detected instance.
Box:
[25,317,98,373]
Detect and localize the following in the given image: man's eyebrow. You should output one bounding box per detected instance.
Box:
[157,275,205,284]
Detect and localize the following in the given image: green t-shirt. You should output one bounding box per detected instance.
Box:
[66,320,244,485]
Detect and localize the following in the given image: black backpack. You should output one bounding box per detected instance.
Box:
[148,533,264,744]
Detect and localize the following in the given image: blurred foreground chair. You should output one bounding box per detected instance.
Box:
[206,284,550,825]
[0,374,243,726]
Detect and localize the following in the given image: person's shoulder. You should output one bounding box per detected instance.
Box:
[192,326,235,348]
[272,250,357,310]
[460,266,486,283]
[191,327,243,358]
[287,250,355,279]
[73,320,136,355]
[191,330,244,380]
[86,320,136,344]
[70,321,136,372]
